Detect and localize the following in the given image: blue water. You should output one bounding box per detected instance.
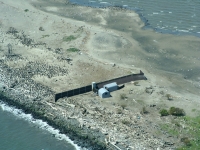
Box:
[70,0,200,36]
[0,101,80,150]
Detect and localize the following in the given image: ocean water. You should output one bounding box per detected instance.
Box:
[0,100,81,150]
[70,0,200,37]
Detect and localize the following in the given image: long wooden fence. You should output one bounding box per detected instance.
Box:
[55,85,92,102]
[55,70,147,102]
[96,70,146,89]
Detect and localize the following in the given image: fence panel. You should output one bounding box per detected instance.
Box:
[55,71,146,101]
[55,85,92,102]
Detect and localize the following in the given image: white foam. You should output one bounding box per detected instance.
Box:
[153,12,159,14]
[100,2,109,4]
[0,100,83,150]
[178,29,189,33]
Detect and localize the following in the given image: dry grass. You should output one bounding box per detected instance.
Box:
[120,93,127,100]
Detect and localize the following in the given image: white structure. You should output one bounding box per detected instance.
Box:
[103,82,118,92]
[98,88,110,98]
[92,82,97,92]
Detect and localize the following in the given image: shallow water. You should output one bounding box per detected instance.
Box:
[65,0,200,89]
[0,101,80,150]
[70,0,200,37]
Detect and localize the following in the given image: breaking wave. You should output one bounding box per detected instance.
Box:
[0,100,84,150]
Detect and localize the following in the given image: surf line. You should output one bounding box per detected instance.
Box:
[0,100,82,150]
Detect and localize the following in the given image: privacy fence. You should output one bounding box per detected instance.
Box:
[55,70,147,102]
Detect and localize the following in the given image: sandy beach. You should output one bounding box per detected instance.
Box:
[0,0,200,149]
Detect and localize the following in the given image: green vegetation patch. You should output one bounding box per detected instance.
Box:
[63,35,76,42]
[166,93,173,100]
[67,48,79,52]
[24,9,29,12]
[192,109,196,112]
[141,107,148,114]
[169,107,185,116]
[159,107,185,117]
[41,35,50,38]
[181,137,192,147]
[159,109,169,116]
[176,116,200,149]
[160,124,179,136]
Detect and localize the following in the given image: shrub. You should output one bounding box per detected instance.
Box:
[67,48,79,52]
[181,137,192,147]
[39,26,44,31]
[116,108,123,114]
[174,121,181,127]
[120,93,127,100]
[122,120,131,126]
[24,9,29,12]
[94,107,100,112]
[159,109,169,116]
[166,94,173,100]
[63,35,76,42]
[41,35,50,38]
[134,81,139,86]
[141,107,148,114]
[169,107,185,116]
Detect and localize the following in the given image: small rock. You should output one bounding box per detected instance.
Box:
[145,88,153,94]
[0,83,7,91]
[164,141,174,146]
[39,27,44,31]
[150,104,156,107]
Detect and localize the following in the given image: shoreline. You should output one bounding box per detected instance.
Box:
[0,0,200,149]
[68,0,200,38]
[0,77,107,150]
[0,100,81,150]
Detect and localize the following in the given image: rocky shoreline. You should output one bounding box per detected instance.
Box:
[0,62,177,150]
[0,66,108,150]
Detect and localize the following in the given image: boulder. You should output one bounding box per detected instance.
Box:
[0,83,7,92]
